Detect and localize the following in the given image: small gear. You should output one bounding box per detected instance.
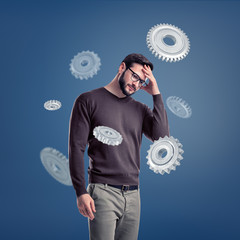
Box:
[44,100,62,111]
[93,126,123,146]
[40,147,72,186]
[146,23,190,62]
[146,136,184,175]
[70,50,101,80]
[166,96,192,118]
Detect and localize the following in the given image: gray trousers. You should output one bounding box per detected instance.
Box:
[87,183,141,240]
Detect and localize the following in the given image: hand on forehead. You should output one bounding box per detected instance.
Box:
[131,63,149,80]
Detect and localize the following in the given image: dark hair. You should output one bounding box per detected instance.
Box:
[122,53,154,71]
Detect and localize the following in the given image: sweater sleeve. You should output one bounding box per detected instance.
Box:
[68,97,90,197]
[142,94,170,142]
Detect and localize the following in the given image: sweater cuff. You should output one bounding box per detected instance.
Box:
[76,187,88,198]
[152,93,164,104]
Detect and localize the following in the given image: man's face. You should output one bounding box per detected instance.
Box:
[118,63,146,96]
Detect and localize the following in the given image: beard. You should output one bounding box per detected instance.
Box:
[118,70,136,97]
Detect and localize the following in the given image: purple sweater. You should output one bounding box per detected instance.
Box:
[68,87,169,197]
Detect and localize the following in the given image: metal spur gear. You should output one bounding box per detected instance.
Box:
[146,23,190,62]
[93,126,123,146]
[146,136,184,175]
[44,100,62,111]
[70,50,101,80]
[40,147,72,186]
[166,96,192,118]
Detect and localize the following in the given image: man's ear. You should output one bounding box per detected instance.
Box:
[118,62,126,74]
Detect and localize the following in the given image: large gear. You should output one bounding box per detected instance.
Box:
[40,147,72,186]
[44,100,62,111]
[70,50,101,80]
[93,126,123,146]
[146,23,190,62]
[166,96,192,118]
[146,136,184,175]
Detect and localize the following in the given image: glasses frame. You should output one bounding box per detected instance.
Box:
[127,67,148,87]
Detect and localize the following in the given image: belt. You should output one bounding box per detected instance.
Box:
[107,184,138,191]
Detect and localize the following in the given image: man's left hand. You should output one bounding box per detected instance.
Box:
[140,65,160,95]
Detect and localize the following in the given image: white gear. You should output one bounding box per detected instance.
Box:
[44,100,62,111]
[93,126,123,146]
[146,136,184,175]
[70,50,101,80]
[146,23,190,62]
[166,96,192,118]
[40,147,72,186]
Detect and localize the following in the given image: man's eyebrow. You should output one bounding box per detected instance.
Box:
[134,70,145,81]
[139,71,147,81]
[130,67,146,81]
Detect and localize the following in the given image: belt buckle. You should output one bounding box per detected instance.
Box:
[122,185,129,192]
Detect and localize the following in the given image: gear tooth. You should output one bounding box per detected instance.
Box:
[178,143,183,148]
[175,161,181,166]
[169,136,175,141]
[179,149,184,155]
[178,155,183,161]
[170,165,176,171]
[177,140,183,148]
[164,168,170,174]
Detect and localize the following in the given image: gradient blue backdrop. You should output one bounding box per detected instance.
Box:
[1,0,240,239]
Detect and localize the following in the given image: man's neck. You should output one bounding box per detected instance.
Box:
[104,75,127,98]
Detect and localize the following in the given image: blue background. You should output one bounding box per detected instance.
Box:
[1,0,240,239]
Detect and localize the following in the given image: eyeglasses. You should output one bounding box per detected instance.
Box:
[128,68,149,87]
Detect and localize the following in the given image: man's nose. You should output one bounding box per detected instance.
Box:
[132,81,138,89]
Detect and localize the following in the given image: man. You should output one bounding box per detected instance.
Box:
[69,53,169,240]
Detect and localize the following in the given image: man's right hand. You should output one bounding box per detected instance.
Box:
[77,194,96,220]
